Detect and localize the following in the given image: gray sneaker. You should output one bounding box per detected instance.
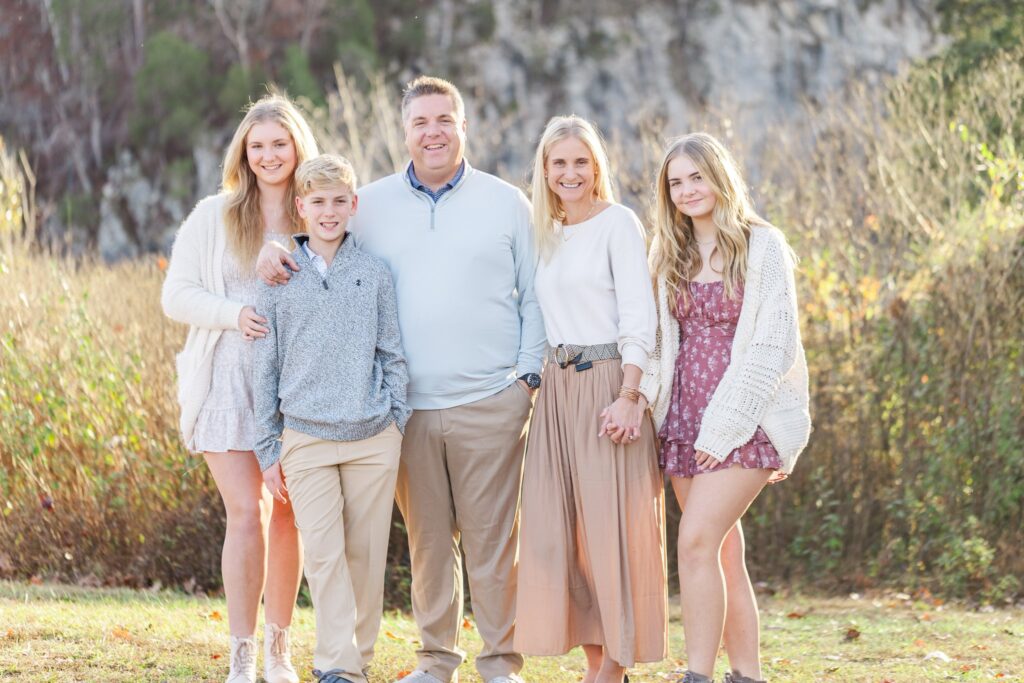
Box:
[678,672,713,683]
[723,671,766,683]
[486,676,525,683]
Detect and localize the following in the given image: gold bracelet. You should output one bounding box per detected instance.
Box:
[618,386,640,402]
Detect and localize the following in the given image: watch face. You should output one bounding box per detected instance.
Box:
[522,373,541,389]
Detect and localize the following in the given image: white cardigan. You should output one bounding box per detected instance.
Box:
[160,194,245,446]
[639,225,811,475]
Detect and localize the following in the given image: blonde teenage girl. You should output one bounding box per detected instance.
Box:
[162,94,318,683]
[639,133,811,683]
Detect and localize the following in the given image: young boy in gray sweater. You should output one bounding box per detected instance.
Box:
[253,154,410,683]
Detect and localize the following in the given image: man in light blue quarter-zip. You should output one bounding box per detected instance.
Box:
[257,76,545,683]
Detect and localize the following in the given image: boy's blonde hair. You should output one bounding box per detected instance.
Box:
[294,154,358,196]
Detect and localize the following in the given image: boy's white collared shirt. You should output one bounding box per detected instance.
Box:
[302,242,329,276]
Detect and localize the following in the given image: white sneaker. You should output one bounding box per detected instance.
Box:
[398,671,447,683]
[264,622,300,683]
[225,635,257,683]
[486,675,525,683]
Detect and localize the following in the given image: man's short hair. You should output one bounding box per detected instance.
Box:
[401,75,466,123]
[294,154,357,196]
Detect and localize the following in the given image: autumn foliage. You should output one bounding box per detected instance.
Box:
[1,51,1021,603]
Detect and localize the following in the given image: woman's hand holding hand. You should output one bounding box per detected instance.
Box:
[256,241,298,286]
[262,462,289,504]
[598,397,644,444]
[694,450,716,468]
[238,305,268,340]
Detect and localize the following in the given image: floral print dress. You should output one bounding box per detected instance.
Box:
[658,281,782,478]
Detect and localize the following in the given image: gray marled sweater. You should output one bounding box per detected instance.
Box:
[253,234,410,471]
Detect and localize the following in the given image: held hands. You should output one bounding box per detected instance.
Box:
[598,396,646,444]
[238,306,269,340]
[262,462,289,504]
[256,241,299,286]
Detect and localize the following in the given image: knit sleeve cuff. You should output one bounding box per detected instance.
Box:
[218,300,246,331]
[693,429,734,463]
[256,440,282,472]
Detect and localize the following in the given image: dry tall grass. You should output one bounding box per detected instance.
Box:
[1,51,1021,601]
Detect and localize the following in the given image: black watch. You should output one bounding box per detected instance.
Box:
[518,372,541,390]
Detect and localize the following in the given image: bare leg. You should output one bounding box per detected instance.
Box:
[672,467,770,678]
[263,496,302,627]
[595,651,625,683]
[205,451,272,637]
[721,521,762,679]
[582,644,603,683]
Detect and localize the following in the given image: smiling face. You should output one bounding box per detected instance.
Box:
[403,93,466,184]
[667,154,717,221]
[296,185,358,249]
[545,136,597,207]
[246,121,298,188]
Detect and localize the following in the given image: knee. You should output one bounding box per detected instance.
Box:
[677,523,720,562]
[224,495,270,534]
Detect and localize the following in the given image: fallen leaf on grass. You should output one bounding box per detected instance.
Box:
[787,611,805,619]
[385,631,400,640]
[959,664,975,672]
[211,654,221,660]
[29,575,42,585]
[395,671,412,681]
[923,651,951,662]
[917,612,932,622]
[995,673,1006,678]
[913,638,926,647]
[844,628,861,641]
[208,610,223,621]
[969,644,988,650]
[4,628,13,639]
[462,617,473,630]
[112,627,132,641]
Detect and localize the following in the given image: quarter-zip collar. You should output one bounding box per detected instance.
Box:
[400,160,474,231]
[292,232,354,289]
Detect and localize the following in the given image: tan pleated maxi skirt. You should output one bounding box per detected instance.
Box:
[514,358,668,665]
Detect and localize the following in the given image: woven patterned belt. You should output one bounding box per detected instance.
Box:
[548,342,621,370]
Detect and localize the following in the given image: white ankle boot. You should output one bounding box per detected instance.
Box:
[226,635,257,683]
[264,622,300,683]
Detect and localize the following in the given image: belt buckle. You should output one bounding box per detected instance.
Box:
[555,344,571,369]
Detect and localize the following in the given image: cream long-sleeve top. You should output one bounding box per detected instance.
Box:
[160,193,247,446]
[639,224,811,475]
[534,203,657,369]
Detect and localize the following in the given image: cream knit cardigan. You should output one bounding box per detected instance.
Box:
[639,225,811,475]
[160,194,246,446]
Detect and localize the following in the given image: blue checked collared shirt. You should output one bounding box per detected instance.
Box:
[407,160,466,203]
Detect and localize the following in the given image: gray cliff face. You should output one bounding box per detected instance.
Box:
[450,0,942,168]
[101,0,943,258]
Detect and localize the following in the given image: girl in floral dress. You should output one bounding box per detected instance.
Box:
[638,133,811,683]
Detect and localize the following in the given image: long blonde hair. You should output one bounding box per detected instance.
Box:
[221,93,319,267]
[529,115,615,260]
[650,133,765,301]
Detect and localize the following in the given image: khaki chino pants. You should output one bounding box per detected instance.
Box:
[280,424,403,683]
[395,383,533,682]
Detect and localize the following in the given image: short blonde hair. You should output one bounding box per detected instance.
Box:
[294,154,358,196]
[401,75,465,123]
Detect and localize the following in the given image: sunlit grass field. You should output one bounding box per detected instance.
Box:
[1,581,1022,682]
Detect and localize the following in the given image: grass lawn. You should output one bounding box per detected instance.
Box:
[1,581,1021,682]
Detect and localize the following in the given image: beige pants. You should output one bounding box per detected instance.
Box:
[280,424,403,683]
[395,383,533,682]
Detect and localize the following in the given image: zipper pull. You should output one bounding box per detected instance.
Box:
[322,279,329,290]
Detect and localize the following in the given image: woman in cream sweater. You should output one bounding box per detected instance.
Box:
[161,94,317,683]
[515,115,667,683]
[638,133,810,683]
